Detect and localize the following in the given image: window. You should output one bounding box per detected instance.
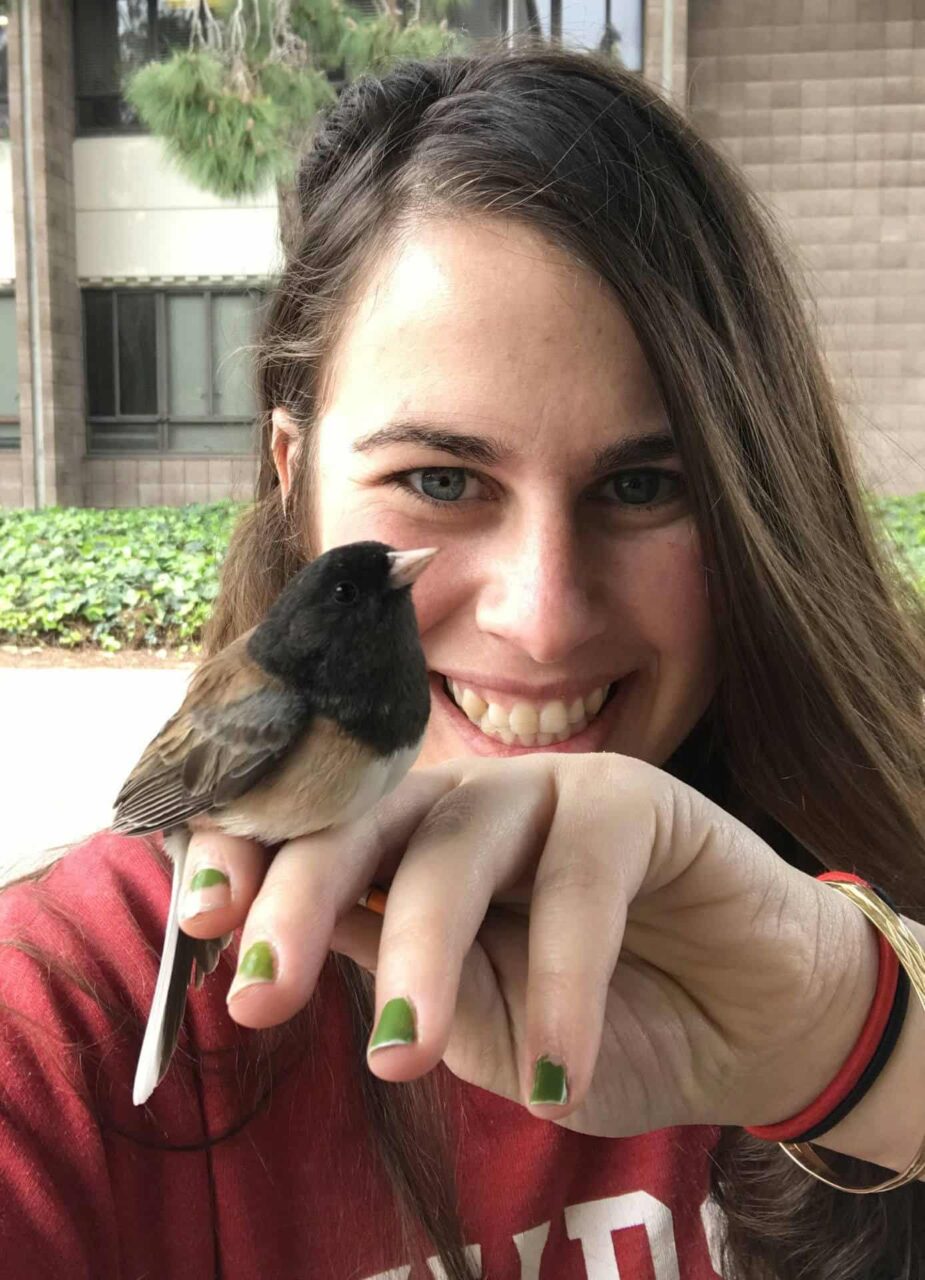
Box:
[83,288,263,454]
[0,293,19,449]
[73,0,196,133]
[501,0,643,68]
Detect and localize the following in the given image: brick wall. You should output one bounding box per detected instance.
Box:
[84,456,258,509]
[0,452,22,508]
[687,0,925,495]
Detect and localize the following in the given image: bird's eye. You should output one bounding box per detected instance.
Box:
[333,581,359,605]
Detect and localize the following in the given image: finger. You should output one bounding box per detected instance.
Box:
[224,767,461,1028]
[365,757,556,1084]
[335,897,531,1106]
[331,905,383,973]
[178,829,271,940]
[441,909,530,1104]
[521,757,653,1118]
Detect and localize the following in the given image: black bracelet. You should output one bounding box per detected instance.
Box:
[789,883,910,1144]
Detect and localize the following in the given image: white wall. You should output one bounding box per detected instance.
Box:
[0,142,15,285]
[73,136,281,283]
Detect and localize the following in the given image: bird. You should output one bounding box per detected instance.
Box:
[111,541,438,1107]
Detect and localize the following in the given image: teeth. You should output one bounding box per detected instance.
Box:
[488,702,509,729]
[539,701,569,734]
[585,687,605,717]
[509,703,539,735]
[461,688,487,720]
[444,677,615,748]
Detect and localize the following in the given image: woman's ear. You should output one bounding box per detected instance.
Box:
[271,407,302,507]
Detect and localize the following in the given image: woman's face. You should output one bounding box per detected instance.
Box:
[277,217,717,769]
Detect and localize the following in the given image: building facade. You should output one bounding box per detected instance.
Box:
[0,0,921,509]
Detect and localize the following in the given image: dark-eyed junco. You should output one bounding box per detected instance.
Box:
[111,541,437,1106]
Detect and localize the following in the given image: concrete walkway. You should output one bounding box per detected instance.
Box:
[1,666,194,883]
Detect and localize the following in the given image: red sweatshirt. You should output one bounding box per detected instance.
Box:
[0,830,724,1279]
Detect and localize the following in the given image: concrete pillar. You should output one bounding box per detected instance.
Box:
[7,0,84,508]
[643,0,689,110]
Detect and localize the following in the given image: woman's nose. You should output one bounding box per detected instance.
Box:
[474,513,607,664]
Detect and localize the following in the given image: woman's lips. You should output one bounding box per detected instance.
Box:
[429,670,632,757]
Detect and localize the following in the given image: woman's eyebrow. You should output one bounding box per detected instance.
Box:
[351,421,677,470]
[351,423,508,465]
[592,431,678,471]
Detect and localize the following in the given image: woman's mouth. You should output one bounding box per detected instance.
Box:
[432,672,628,755]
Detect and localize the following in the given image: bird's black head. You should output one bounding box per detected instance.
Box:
[246,541,436,754]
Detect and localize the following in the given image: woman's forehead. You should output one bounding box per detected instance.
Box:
[320,216,667,451]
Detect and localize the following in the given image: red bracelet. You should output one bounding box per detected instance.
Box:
[744,872,899,1143]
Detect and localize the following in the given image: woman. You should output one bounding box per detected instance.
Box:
[2,46,923,1280]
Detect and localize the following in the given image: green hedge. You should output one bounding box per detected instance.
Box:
[873,494,925,589]
[0,496,922,651]
[0,502,243,651]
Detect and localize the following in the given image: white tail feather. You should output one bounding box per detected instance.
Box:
[133,829,189,1106]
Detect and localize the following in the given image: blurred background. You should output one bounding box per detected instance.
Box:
[0,0,923,876]
[1,0,922,504]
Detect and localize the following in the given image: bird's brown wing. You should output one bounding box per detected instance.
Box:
[112,630,311,835]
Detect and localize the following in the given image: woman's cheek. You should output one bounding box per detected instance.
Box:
[317,499,465,634]
[317,493,418,555]
[647,525,715,668]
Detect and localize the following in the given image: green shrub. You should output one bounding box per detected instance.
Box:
[0,496,921,652]
[870,493,925,590]
[0,502,243,651]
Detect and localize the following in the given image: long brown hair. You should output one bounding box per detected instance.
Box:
[203,43,925,1278]
[4,42,923,1279]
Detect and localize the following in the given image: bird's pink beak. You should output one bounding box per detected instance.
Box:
[386,547,439,589]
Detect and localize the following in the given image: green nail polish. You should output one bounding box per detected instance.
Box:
[369,997,416,1052]
[237,940,276,983]
[189,867,230,891]
[530,1055,568,1105]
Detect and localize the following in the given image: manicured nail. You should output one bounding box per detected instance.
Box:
[368,997,416,1053]
[226,940,276,1003]
[530,1055,568,1106]
[180,867,231,921]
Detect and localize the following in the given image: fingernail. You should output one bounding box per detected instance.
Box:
[368,997,416,1053]
[227,940,276,1003]
[180,867,231,921]
[530,1055,569,1106]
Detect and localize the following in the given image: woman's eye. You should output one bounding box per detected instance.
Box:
[388,467,485,506]
[601,469,686,508]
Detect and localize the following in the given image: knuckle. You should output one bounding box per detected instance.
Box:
[383,910,454,958]
[257,872,333,928]
[535,852,613,899]
[412,784,480,845]
[529,964,592,1015]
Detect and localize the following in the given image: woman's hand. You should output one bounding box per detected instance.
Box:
[178,754,877,1138]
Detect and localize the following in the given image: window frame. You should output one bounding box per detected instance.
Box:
[83,284,265,457]
[72,0,195,138]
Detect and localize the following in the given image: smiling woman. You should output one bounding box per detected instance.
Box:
[2,42,924,1280]
[271,215,715,769]
[195,44,924,1279]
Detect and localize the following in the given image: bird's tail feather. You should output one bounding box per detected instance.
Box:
[134,828,193,1106]
[134,830,235,1107]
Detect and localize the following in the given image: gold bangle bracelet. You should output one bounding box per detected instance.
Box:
[779,879,925,1194]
